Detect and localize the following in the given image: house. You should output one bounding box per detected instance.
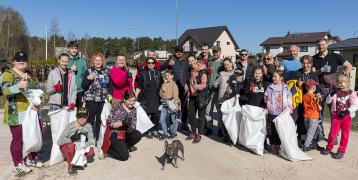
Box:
[178,26,239,60]
[260,31,340,57]
[328,37,358,90]
[133,49,172,61]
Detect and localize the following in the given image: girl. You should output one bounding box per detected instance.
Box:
[185,54,208,144]
[245,66,269,107]
[2,52,43,174]
[264,70,293,153]
[321,74,358,159]
[109,54,133,101]
[82,53,109,142]
[159,69,180,139]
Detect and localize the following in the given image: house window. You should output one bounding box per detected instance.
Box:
[227,42,230,45]
[300,46,308,52]
[216,41,220,47]
[265,47,270,53]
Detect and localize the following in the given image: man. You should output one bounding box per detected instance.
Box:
[161,46,190,130]
[235,49,254,83]
[205,46,223,134]
[134,49,161,89]
[66,41,88,108]
[197,43,212,66]
[280,45,302,80]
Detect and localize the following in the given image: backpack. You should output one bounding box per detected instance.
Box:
[286,80,303,110]
[196,69,211,109]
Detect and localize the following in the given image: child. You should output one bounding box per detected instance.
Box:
[159,69,180,139]
[264,70,293,153]
[302,79,322,152]
[225,69,245,104]
[321,74,358,159]
[58,107,95,175]
[245,66,269,107]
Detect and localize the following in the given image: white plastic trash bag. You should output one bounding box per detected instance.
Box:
[23,89,44,106]
[71,135,92,167]
[48,108,77,166]
[134,102,154,134]
[273,108,313,161]
[239,105,267,156]
[221,96,241,144]
[98,100,111,147]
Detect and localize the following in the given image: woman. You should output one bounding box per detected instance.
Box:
[109,54,133,101]
[185,54,208,144]
[135,57,163,139]
[101,90,142,161]
[82,53,109,142]
[2,52,42,174]
[262,53,276,83]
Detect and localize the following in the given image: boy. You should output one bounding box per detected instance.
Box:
[58,107,95,175]
[302,79,322,152]
[225,69,245,104]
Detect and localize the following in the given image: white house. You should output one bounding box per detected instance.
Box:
[260,31,340,58]
[133,49,172,61]
[178,26,239,60]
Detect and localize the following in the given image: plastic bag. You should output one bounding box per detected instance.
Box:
[98,100,111,147]
[239,105,267,155]
[48,108,77,166]
[273,108,313,161]
[22,105,42,155]
[221,96,241,144]
[71,135,91,167]
[134,102,154,134]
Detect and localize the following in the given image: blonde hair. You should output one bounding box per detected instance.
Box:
[263,53,273,62]
[90,53,106,68]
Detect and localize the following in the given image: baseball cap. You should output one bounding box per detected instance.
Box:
[305,79,319,87]
[14,52,28,62]
[174,46,183,52]
[77,107,89,118]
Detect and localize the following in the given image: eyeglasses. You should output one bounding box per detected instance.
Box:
[264,58,270,60]
[241,54,248,56]
[147,62,155,65]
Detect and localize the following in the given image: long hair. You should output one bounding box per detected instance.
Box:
[250,65,264,92]
[90,53,106,68]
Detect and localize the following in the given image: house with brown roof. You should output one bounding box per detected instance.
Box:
[178,26,239,60]
[260,31,340,57]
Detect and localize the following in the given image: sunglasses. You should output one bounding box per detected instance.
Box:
[241,54,248,56]
[264,58,271,60]
[147,62,155,65]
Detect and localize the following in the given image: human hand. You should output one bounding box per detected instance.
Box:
[71,65,77,72]
[69,103,75,110]
[53,81,63,91]
[18,79,28,89]
[87,72,95,80]
[338,110,350,119]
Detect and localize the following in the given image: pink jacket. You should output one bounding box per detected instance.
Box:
[326,90,358,118]
[109,66,133,100]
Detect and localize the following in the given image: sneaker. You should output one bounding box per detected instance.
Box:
[332,150,344,159]
[152,131,161,138]
[185,133,195,141]
[129,146,137,152]
[14,163,32,174]
[68,166,78,175]
[169,134,177,139]
[159,134,170,141]
[192,135,202,144]
[26,158,44,168]
[302,146,311,152]
[146,131,153,139]
[320,148,331,155]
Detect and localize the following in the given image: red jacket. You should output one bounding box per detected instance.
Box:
[109,66,133,100]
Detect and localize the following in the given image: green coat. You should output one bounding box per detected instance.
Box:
[66,52,88,92]
[207,58,223,89]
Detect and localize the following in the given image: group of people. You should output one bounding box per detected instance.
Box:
[2,38,357,176]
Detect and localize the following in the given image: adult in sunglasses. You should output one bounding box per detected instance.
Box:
[262,53,276,82]
[135,57,163,139]
[134,49,161,89]
[235,49,254,83]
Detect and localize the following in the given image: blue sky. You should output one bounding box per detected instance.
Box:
[2,0,358,52]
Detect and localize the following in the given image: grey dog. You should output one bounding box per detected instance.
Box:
[161,140,185,170]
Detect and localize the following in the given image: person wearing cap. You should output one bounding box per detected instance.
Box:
[161,45,190,131]
[134,49,161,89]
[235,49,254,83]
[66,41,88,108]
[58,107,95,175]
[135,57,163,139]
[302,79,323,152]
[1,52,42,174]
[196,43,212,65]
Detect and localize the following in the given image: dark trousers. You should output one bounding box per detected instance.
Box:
[188,96,206,135]
[108,130,142,161]
[178,86,188,125]
[76,91,84,108]
[267,114,281,145]
[86,101,105,141]
[147,112,159,132]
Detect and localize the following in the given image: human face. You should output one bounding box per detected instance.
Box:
[188,56,197,67]
[76,117,87,126]
[116,56,126,68]
[93,56,103,69]
[272,73,283,85]
[263,56,273,65]
[337,76,349,90]
[201,46,209,56]
[236,75,243,83]
[223,60,233,71]
[174,51,183,59]
[69,46,78,56]
[147,60,155,70]
[147,51,156,58]
[302,59,312,72]
[58,56,69,70]
[290,46,299,59]
[213,51,221,59]
[240,51,248,61]
[253,69,263,81]
[165,72,174,82]
[124,97,136,109]
[13,61,28,72]
[318,40,328,53]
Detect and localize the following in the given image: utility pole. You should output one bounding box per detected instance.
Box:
[176,0,178,45]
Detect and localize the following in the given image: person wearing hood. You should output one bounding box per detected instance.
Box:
[134,49,161,89]
[135,57,163,139]
[66,41,88,108]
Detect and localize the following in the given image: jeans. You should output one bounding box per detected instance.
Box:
[160,106,178,136]
[304,118,321,147]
